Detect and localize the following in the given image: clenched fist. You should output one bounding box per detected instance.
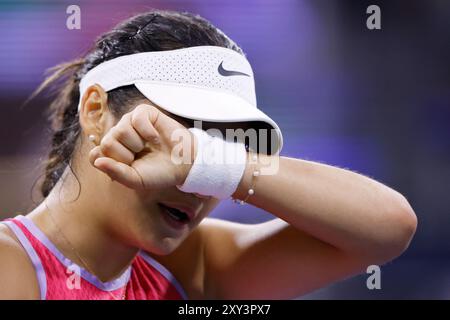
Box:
[89,104,196,190]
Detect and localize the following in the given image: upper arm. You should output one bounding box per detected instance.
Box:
[0,225,40,299]
[200,218,372,299]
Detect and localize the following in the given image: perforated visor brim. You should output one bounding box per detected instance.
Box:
[134,81,283,155]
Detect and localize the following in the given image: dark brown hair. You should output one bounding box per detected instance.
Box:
[31,10,244,198]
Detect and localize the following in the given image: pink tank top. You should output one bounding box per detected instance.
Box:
[1,215,188,300]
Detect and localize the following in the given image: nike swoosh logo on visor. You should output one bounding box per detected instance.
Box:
[218,61,250,77]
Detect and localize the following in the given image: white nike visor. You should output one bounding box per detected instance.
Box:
[78,46,283,154]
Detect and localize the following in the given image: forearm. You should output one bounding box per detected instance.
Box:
[233,155,417,260]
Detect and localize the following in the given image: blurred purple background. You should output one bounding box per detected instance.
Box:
[1,0,449,299]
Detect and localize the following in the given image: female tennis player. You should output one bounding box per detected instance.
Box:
[0,10,417,300]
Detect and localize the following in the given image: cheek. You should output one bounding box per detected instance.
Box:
[105,185,159,238]
[103,183,221,251]
[108,181,158,209]
[109,183,143,213]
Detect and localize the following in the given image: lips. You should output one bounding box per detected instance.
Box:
[160,202,196,220]
[157,201,198,231]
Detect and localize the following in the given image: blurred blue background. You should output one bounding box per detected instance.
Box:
[0,0,449,299]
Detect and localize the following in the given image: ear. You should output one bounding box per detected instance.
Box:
[79,84,112,139]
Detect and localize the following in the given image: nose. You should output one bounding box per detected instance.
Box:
[193,193,211,200]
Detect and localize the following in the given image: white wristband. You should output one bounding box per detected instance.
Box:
[176,128,247,199]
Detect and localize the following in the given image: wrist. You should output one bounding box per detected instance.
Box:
[232,152,277,203]
[176,128,247,199]
[232,151,263,202]
[232,152,253,200]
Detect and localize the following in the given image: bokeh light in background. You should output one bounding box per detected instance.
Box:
[1,0,449,299]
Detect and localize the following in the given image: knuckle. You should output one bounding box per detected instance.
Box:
[100,137,115,153]
[89,146,100,158]
[130,114,142,128]
[135,104,151,113]
[114,126,129,140]
[141,129,155,141]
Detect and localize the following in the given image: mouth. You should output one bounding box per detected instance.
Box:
[157,202,194,230]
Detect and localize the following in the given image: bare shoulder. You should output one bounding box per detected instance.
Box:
[147,217,258,299]
[0,224,40,299]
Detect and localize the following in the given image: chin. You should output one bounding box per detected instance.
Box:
[141,233,184,256]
